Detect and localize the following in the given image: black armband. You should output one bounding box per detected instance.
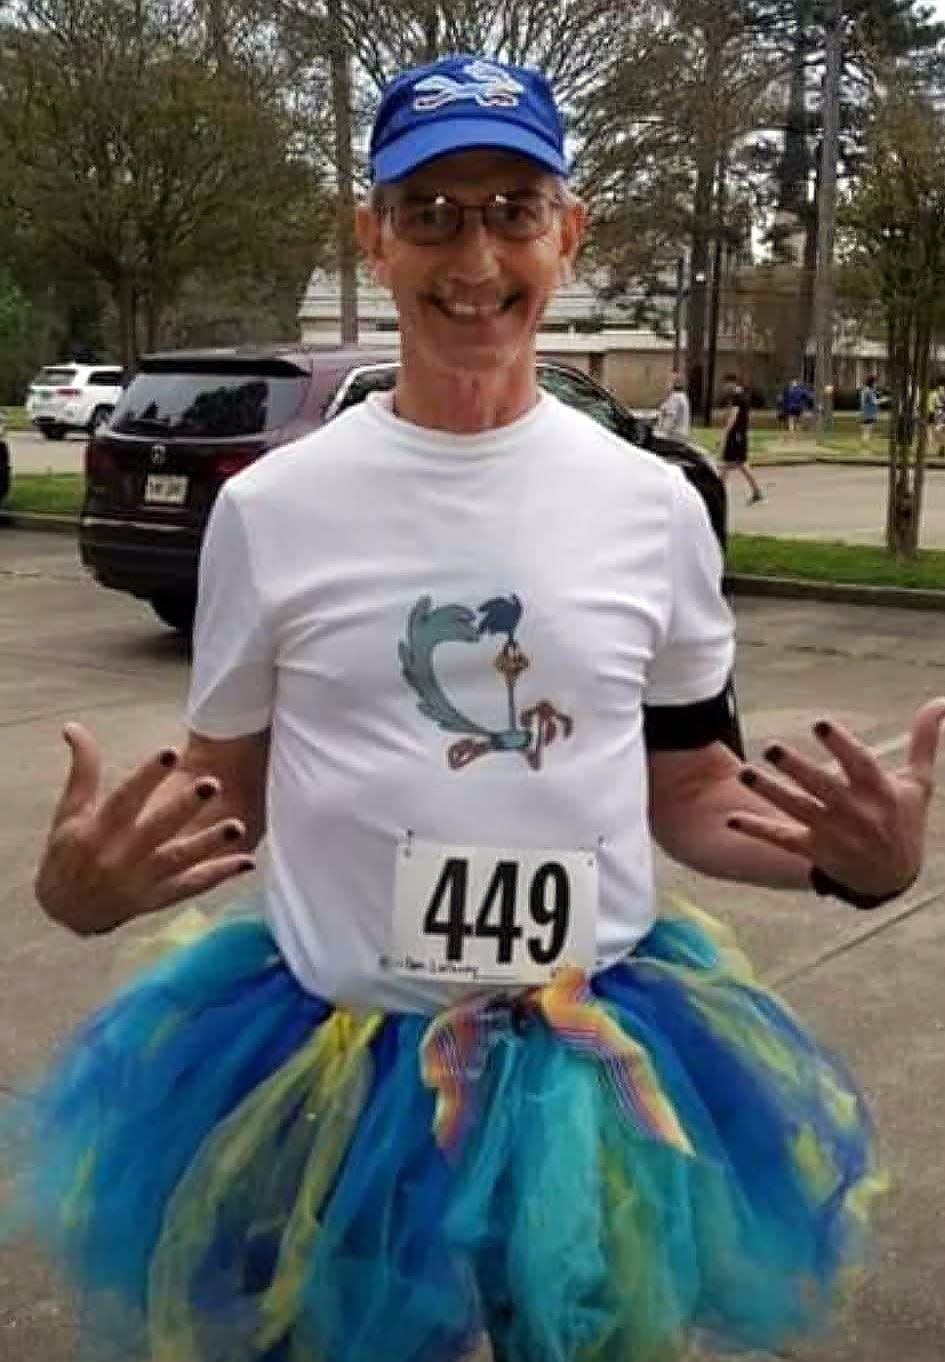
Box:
[643,685,739,753]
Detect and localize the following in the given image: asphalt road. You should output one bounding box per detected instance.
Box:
[2,528,945,1360]
[8,429,945,548]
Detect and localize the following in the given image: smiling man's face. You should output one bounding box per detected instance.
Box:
[358,149,584,384]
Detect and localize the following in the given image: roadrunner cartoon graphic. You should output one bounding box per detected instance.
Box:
[399,593,574,771]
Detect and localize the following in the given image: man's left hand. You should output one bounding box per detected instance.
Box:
[729,698,945,899]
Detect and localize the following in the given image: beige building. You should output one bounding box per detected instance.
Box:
[298,269,892,409]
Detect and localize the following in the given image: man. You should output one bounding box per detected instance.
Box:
[780,376,808,435]
[719,370,764,503]
[11,53,945,1362]
[656,369,691,439]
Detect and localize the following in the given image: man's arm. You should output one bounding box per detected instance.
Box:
[35,724,270,936]
[648,741,811,888]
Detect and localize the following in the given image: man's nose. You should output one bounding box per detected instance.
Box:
[446,212,501,279]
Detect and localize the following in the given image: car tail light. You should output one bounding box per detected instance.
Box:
[214,449,260,479]
[57,387,80,397]
[85,440,118,481]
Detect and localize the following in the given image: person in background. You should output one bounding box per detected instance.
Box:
[860,374,879,444]
[656,369,692,440]
[780,377,808,435]
[719,372,764,504]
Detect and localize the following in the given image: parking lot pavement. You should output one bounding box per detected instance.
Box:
[2,529,945,1360]
[4,430,87,475]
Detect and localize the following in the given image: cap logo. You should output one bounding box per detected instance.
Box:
[412,60,524,113]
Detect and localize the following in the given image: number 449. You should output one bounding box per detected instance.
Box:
[424,857,570,967]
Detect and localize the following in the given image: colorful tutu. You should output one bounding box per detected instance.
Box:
[2,902,883,1362]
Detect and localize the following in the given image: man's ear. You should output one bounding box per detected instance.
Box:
[355,201,392,290]
[558,196,587,278]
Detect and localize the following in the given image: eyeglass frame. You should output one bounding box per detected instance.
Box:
[376,190,564,246]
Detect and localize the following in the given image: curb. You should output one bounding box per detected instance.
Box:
[725,573,945,611]
[0,510,78,535]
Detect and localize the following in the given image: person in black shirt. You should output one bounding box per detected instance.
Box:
[719,372,763,504]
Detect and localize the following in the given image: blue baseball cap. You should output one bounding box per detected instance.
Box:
[370,55,568,184]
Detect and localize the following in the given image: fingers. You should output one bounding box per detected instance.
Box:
[97,746,182,832]
[739,766,825,828]
[141,853,256,917]
[150,819,247,878]
[125,776,223,861]
[810,719,892,795]
[53,724,102,825]
[907,697,945,788]
[761,741,852,808]
[727,811,813,860]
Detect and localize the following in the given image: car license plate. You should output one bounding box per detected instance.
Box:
[144,474,188,505]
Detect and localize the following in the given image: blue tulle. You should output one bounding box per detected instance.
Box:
[1,909,881,1362]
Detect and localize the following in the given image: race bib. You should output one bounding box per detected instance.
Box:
[388,837,598,985]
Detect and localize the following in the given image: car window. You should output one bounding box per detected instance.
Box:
[330,365,398,417]
[110,370,308,437]
[32,368,76,388]
[538,365,626,436]
[88,370,123,387]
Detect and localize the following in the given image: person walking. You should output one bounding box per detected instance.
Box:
[4,52,945,1362]
[656,369,692,440]
[780,377,807,435]
[719,371,764,503]
[860,374,880,444]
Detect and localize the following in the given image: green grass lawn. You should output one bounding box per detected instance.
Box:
[1,405,29,431]
[688,413,895,463]
[729,533,945,590]
[5,473,83,515]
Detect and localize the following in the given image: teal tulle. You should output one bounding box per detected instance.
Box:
[1,906,883,1362]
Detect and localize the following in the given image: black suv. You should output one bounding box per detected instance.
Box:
[80,346,726,632]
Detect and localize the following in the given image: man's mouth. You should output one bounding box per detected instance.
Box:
[431,294,522,321]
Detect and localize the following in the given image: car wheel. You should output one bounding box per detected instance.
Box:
[89,405,113,433]
[150,593,196,635]
[42,425,67,441]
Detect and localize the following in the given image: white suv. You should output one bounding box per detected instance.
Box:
[26,363,125,440]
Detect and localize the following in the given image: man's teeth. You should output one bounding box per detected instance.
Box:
[440,299,507,318]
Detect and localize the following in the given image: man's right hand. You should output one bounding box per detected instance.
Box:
[35,723,256,936]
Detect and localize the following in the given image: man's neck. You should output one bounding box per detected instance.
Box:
[392,356,540,435]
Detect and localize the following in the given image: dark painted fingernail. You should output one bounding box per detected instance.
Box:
[196,780,218,800]
[238,859,255,873]
[813,721,832,739]
[739,768,758,787]
[223,823,242,842]
[765,744,785,765]
[727,817,744,831]
[159,749,177,769]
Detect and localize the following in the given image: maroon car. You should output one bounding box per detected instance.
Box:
[81,345,727,631]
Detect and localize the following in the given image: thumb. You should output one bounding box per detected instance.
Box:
[906,697,945,787]
[53,723,102,825]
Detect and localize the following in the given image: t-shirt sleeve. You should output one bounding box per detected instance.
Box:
[644,469,735,706]
[186,484,276,738]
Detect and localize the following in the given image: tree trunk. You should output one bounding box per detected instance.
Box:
[812,0,841,435]
[328,0,358,346]
[686,147,714,420]
[703,150,728,426]
[114,275,136,370]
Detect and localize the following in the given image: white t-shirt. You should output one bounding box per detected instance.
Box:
[187,391,734,1012]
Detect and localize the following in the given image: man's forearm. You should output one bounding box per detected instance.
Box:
[651,767,811,890]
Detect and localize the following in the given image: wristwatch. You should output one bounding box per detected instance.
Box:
[809,865,916,910]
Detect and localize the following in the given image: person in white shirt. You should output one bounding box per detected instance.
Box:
[656,369,692,440]
[11,52,945,1362]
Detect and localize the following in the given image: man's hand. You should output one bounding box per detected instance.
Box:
[35,723,257,937]
[729,699,945,899]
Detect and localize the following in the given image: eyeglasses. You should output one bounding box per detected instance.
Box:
[382,192,561,246]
